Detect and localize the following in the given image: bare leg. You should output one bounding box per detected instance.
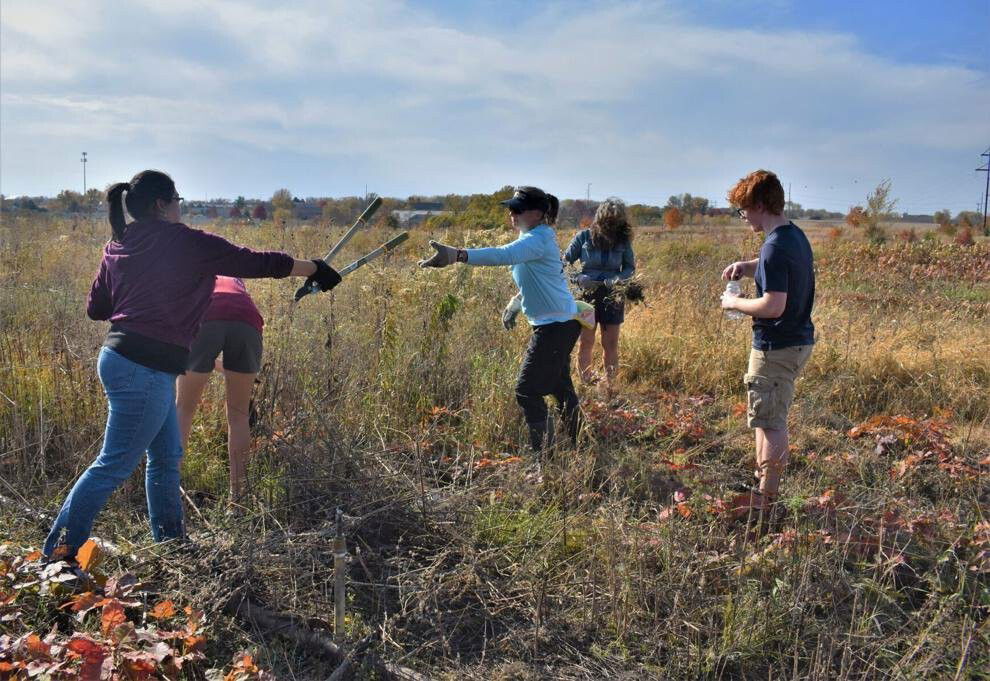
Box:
[577,325,597,383]
[754,428,766,486]
[600,323,621,390]
[223,370,257,502]
[176,371,212,451]
[756,426,789,501]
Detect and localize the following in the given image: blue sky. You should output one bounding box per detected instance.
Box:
[2,0,988,213]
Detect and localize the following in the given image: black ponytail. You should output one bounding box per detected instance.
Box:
[107,183,130,242]
[106,170,177,242]
[545,194,559,226]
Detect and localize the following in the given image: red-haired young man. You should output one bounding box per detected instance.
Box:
[720,170,815,513]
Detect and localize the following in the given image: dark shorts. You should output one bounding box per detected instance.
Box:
[187,320,263,374]
[582,286,625,326]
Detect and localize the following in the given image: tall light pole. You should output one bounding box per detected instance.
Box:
[977,146,989,236]
[586,183,591,201]
[81,152,88,195]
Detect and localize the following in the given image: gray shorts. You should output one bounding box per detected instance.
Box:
[187,320,263,374]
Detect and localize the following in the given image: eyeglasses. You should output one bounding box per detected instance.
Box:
[734,208,747,219]
[172,195,185,203]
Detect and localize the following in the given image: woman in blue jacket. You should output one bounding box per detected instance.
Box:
[419,186,579,455]
[564,198,635,389]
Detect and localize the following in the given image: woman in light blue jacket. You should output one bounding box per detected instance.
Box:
[419,186,579,455]
[564,198,635,388]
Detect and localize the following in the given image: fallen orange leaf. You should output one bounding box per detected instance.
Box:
[23,632,50,659]
[76,540,102,572]
[149,600,176,619]
[100,600,126,636]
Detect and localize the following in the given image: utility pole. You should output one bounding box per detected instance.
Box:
[586,183,591,201]
[977,146,989,236]
[81,152,88,194]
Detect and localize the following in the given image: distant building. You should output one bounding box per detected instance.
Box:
[294,202,322,220]
[392,208,449,227]
[410,201,444,211]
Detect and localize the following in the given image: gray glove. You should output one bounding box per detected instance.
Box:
[576,274,601,290]
[501,294,523,330]
[418,240,464,268]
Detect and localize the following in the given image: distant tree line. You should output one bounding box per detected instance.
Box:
[5,186,976,236]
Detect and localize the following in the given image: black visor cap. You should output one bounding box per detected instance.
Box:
[500,187,549,213]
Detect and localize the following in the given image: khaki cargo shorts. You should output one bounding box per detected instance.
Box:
[744,345,813,430]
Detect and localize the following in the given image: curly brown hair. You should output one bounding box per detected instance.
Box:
[590,197,633,249]
[727,170,785,215]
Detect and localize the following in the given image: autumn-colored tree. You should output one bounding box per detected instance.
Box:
[664,206,682,230]
[845,206,865,229]
[252,204,267,220]
[53,190,84,213]
[955,227,974,246]
[229,206,242,218]
[271,189,293,212]
[862,179,896,244]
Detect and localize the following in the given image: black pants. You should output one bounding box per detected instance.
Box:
[515,320,581,445]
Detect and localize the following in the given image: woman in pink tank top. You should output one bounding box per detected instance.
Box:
[176,276,264,506]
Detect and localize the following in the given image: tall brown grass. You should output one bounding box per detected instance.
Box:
[1,214,987,679]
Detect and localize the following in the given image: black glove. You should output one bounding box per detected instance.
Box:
[295,260,342,300]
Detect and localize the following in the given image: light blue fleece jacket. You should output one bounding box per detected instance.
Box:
[465,224,577,326]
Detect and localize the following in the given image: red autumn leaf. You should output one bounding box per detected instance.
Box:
[675,502,693,518]
[24,550,42,562]
[63,591,104,616]
[149,600,176,619]
[122,652,157,679]
[101,599,127,636]
[730,402,747,418]
[66,635,106,681]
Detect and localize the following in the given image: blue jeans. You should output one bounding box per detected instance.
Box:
[44,347,185,557]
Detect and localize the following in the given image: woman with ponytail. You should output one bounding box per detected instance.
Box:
[418,186,581,458]
[44,170,341,562]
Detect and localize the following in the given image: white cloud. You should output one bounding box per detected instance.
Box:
[1,0,987,210]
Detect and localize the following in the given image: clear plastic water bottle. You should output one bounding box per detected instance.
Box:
[723,280,746,320]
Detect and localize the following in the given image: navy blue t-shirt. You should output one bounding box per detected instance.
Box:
[752,222,815,350]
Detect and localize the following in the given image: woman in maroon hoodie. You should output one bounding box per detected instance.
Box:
[43,170,340,561]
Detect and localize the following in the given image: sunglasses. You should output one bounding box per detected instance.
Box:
[734,208,747,219]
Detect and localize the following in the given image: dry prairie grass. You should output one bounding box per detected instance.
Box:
[0,214,987,679]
